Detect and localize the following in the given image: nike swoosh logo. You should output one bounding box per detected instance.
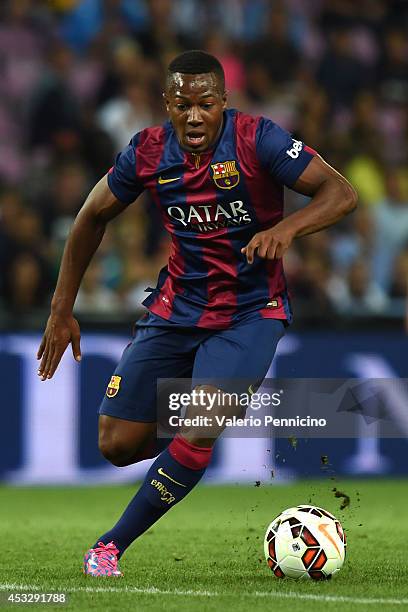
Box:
[158,176,181,184]
[157,467,187,487]
[318,523,341,556]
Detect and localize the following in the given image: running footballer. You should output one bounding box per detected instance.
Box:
[37,50,357,577]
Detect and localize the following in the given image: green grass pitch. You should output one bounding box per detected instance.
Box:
[1,479,408,611]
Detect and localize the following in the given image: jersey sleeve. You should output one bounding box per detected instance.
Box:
[255,117,316,187]
[107,134,144,204]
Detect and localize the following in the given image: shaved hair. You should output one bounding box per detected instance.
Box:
[167,50,225,92]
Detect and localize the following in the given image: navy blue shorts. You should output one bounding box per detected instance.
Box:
[99,312,285,423]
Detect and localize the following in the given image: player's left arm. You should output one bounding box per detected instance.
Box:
[242,155,357,263]
[242,119,358,264]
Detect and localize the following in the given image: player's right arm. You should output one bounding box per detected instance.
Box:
[37,175,129,380]
[37,133,145,380]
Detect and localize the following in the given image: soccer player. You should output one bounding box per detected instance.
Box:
[37,50,357,577]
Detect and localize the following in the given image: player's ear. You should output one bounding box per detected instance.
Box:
[162,91,170,112]
[222,90,227,110]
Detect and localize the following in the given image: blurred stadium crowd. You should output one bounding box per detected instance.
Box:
[0,0,407,322]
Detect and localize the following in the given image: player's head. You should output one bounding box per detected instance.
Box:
[164,50,227,153]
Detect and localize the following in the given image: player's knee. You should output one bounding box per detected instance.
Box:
[99,439,126,466]
[98,435,139,467]
[98,416,158,466]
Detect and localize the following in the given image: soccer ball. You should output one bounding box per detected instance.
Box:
[264,505,346,580]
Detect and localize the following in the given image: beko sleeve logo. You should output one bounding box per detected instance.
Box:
[286,139,303,159]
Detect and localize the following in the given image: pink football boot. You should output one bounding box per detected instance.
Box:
[83,541,123,577]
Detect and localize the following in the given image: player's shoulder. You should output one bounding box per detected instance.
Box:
[232,108,260,132]
[130,121,170,150]
[231,108,279,141]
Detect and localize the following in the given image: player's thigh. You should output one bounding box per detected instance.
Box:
[183,319,284,444]
[99,325,195,424]
[192,317,285,391]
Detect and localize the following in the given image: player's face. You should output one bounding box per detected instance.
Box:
[164,73,227,153]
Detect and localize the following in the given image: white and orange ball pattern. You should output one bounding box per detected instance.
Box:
[264,505,346,580]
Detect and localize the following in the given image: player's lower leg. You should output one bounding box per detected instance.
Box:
[83,434,213,576]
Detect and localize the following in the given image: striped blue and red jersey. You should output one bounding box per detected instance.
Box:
[107,108,316,329]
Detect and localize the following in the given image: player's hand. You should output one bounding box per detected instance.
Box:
[37,314,81,380]
[241,225,295,264]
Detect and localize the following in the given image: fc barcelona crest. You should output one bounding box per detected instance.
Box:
[211,160,240,190]
[106,375,122,398]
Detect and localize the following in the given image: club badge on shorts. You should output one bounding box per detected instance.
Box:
[211,160,240,189]
[106,375,121,398]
